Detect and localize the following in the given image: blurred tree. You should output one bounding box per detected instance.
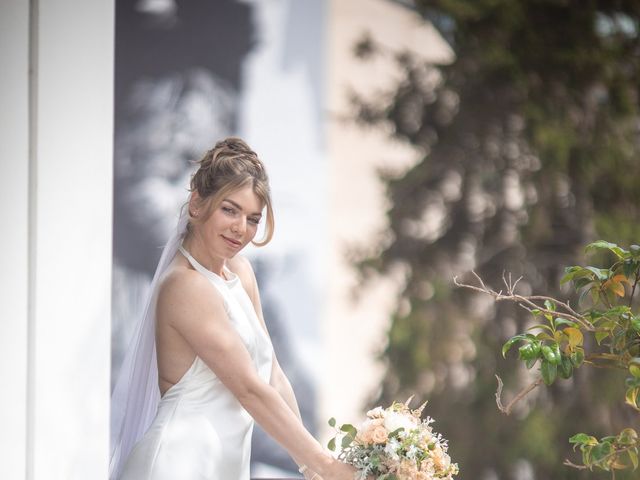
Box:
[352,1,640,478]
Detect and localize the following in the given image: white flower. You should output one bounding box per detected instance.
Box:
[384,438,401,461]
[384,411,417,434]
[406,444,419,459]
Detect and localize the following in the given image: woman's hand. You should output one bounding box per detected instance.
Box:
[313,457,360,480]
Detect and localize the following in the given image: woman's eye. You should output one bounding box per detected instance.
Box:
[222,206,235,215]
[248,217,261,225]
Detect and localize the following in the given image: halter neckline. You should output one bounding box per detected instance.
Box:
[178,244,239,286]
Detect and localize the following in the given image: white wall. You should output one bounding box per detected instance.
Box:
[0,1,30,478]
[0,1,114,478]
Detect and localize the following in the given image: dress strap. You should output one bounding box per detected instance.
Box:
[177,244,238,287]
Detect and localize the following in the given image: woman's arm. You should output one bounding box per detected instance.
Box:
[157,270,354,480]
[270,357,302,418]
[232,257,304,419]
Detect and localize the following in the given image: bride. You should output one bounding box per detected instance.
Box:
[110,138,356,480]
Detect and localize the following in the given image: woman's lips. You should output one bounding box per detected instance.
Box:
[222,235,242,248]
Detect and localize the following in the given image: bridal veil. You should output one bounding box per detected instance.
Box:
[109,205,189,479]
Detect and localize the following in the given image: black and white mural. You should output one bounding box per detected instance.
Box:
[112,0,326,476]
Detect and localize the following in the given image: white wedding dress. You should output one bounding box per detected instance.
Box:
[118,245,273,480]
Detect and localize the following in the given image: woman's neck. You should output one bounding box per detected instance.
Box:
[182,234,226,277]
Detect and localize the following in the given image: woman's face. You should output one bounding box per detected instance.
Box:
[197,185,264,259]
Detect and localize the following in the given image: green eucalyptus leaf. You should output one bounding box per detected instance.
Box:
[328,417,336,427]
[341,434,354,449]
[327,437,336,451]
[340,424,357,436]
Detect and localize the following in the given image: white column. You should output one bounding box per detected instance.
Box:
[0,1,114,478]
[31,1,114,478]
[0,1,30,479]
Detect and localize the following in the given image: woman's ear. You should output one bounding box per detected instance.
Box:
[189,191,201,218]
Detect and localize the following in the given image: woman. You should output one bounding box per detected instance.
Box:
[110,138,355,480]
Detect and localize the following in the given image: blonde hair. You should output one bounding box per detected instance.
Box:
[187,137,274,246]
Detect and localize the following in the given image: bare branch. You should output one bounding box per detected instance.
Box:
[563,459,589,470]
[495,374,544,416]
[454,271,595,331]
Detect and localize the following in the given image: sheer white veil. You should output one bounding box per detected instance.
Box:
[109,202,189,479]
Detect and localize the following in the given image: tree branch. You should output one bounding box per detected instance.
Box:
[453,271,595,331]
[495,374,543,416]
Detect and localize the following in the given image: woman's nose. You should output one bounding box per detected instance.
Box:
[234,216,247,234]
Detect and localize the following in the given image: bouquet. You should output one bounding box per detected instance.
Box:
[327,398,458,480]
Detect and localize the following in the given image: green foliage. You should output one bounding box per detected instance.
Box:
[570,429,639,473]
[499,241,640,476]
[350,0,640,478]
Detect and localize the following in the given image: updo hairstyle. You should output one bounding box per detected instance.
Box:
[187,137,274,246]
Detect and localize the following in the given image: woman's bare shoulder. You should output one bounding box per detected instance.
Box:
[157,263,223,320]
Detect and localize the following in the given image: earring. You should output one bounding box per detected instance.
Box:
[190,209,198,218]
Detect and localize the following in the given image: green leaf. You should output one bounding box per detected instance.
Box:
[519,344,537,361]
[327,437,336,451]
[529,324,555,334]
[544,299,556,311]
[541,360,557,385]
[564,327,584,348]
[340,424,357,437]
[559,356,573,379]
[341,434,354,449]
[554,318,578,328]
[535,331,555,342]
[585,266,610,281]
[626,387,640,410]
[627,449,638,470]
[585,240,626,258]
[595,331,609,345]
[570,348,585,367]
[328,417,336,428]
[570,433,598,446]
[591,442,613,465]
[574,277,592,290]
[561,266,584,284]
[525,357,538,369]
[623,260,638,279]
[578,286,593,305]
[501,334,533,358]
[618,428,638,445]
[630,359,640,379]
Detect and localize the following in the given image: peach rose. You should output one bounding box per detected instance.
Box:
[371,425,388,444]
